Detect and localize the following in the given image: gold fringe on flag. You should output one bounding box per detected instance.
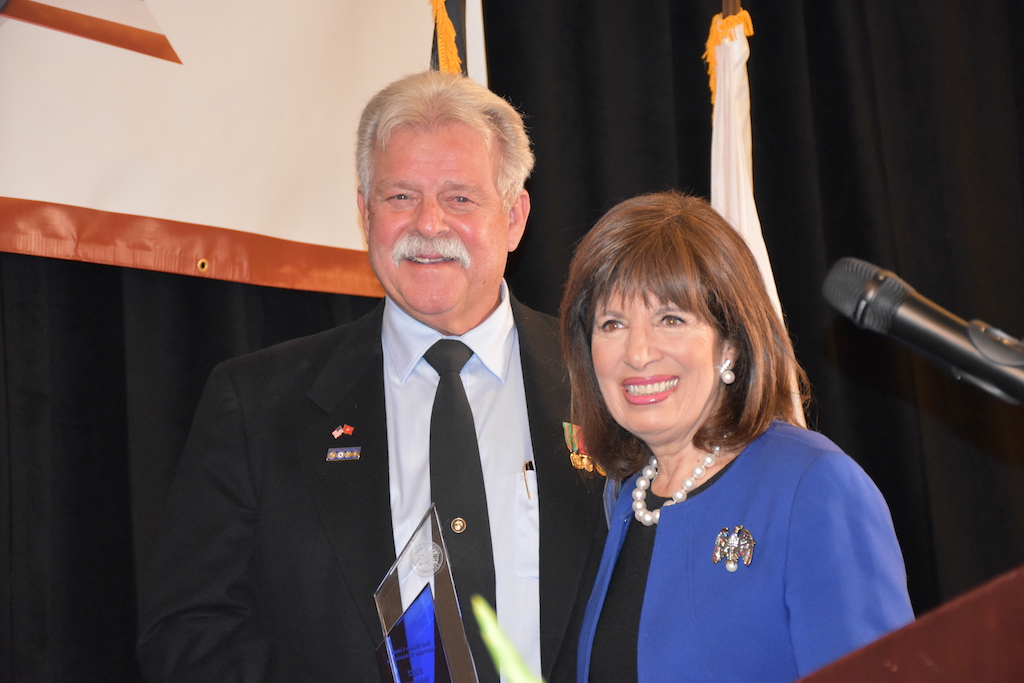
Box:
[702,9,754,105]
[432,0,463,75]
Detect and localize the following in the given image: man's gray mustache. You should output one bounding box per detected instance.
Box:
[391,234,471,269]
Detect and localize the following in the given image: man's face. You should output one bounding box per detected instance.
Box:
[358,123,529,336]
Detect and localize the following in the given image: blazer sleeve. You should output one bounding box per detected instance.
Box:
[137,363,273,682]
[784,452,915,676]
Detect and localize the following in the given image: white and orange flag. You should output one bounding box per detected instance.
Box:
[0,0,485,295]
[705,9,805,421]
[705,9,782,315]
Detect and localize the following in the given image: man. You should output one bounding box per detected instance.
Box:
[137,71,606,682]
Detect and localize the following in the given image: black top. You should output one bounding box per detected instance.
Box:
[588,462,734,683]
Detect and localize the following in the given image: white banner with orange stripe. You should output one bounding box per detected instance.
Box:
[0,0,484,295]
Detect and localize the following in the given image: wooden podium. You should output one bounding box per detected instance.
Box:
[798,565,1024,681]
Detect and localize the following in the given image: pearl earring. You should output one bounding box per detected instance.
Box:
[719,359,735,385]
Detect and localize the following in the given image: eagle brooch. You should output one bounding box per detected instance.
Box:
[713,526,756,572]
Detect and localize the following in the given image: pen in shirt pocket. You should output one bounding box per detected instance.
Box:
[523,461,535,499]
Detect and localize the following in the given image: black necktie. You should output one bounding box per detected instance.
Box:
[424,339,498,683]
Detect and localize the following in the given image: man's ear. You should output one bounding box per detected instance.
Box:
[357,189,371,242]
[507,190,531,252]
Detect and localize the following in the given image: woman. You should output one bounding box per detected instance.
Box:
[560,191,913,682]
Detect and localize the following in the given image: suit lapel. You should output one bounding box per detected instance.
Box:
[512,297,606,680]
[300,304,396,640]
[296,298,605,672]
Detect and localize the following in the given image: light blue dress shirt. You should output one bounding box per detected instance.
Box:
[382,281,540,681]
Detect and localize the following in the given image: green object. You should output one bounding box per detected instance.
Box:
[470,595,544,683]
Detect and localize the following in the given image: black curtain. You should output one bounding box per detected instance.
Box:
[488,0,1024,613]
[0,254,379,679]
[2,0,1023,679]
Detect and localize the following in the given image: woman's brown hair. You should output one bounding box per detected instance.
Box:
[560,191,809,479]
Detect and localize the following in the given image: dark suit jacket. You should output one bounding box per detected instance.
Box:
[137,298,607,682]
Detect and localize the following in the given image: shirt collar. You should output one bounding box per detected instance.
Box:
[382,280,516,384]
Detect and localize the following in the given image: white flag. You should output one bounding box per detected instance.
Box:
[705,11,804,422]
[706,10,782,316]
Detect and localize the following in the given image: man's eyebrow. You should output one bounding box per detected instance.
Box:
[370,181,415,197]
[439,181,486,194]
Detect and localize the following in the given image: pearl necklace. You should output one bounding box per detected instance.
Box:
[632,446,721,526]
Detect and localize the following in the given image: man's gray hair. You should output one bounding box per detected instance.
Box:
[356,71,534,211]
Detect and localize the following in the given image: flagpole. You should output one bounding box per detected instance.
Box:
[722,0,741,18]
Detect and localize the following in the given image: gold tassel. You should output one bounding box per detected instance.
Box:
[432,0,463,75]
[702,9,754,105]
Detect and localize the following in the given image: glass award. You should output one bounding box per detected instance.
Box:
[375,505,479,683]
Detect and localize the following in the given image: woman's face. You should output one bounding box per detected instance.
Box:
[591,292,730,458]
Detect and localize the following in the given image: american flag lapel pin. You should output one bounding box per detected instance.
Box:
[327,424,358,460]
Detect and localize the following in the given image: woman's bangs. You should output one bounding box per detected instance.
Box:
[614,238,707,317]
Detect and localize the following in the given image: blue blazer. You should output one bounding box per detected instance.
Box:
[578,422,914,682]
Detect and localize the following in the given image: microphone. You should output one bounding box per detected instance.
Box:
[822,257,1024,404]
